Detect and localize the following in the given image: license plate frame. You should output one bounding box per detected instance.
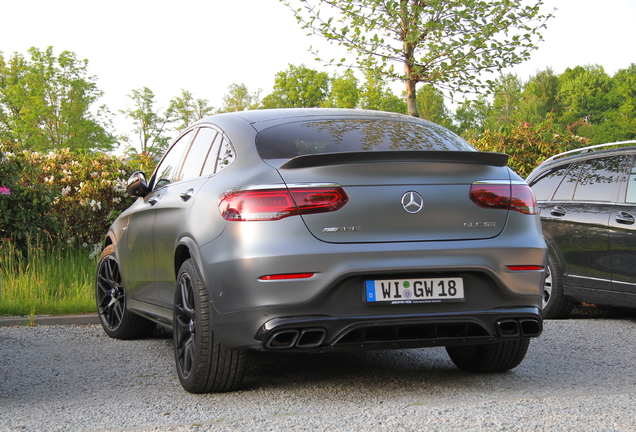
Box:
[365,277,464,304]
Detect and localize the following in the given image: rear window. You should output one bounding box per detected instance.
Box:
[256,119,475,159]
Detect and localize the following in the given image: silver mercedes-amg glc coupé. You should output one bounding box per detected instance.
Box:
[96,108,545,393]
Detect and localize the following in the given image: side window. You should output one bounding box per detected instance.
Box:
[201,134,236,175]
[200,132,221,176]
[529,164,571,201]
[573,155,625,202]
[153,130,194,190]
[552,162,583,201]
[216,137,236,173]
[179,127,218,181]
[624,157,636,203]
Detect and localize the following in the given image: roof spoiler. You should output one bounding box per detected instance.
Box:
[279,151,509,169]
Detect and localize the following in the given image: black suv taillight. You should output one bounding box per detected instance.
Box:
[219,184,349,221]
[469,181,537,215]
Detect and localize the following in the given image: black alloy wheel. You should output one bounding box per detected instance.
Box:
[174,270,197,381]
[173,258,248,393]
[95,245,155,339]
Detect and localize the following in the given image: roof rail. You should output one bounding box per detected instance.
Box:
[543,140,636,163]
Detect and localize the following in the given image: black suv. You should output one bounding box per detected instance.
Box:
[527,141,636,318]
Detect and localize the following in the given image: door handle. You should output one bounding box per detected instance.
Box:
[180,189,194,202]
[616,211,635,225]
[148,195,161,206]
[550,206,566,217]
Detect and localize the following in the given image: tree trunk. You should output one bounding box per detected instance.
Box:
[405,78,418,117]
[403,42,419,117]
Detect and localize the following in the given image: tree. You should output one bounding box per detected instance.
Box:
[488,73,523,132]
[416,84,452,128]
[556,65,613,141]
[604,64,636,141]
[359,70,406,113]
[0,47,116,152]
[517,67,559,124]
[321,69,360,108]
[167,89,214,131]
[218,83,261,113]
[282,0,553,117]
[453,96,492,138]
[261,64,330,108]
[121,87,171,157]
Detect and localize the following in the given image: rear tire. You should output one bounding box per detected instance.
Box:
[446,338,530,373]
[173,259,248,393]
[95,245,155,339]
[542,254,573,319]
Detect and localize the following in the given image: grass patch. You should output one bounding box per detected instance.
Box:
[0,239,97,316]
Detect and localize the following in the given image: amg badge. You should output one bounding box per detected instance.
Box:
[323,226,361,232]
[464,221,497,228]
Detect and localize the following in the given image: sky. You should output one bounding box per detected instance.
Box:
[1,0,635,144]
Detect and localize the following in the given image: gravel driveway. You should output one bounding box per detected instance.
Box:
[1,306,635,431]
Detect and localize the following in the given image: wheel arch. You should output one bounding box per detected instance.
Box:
[175,237,208,290]
[544,237,566,275]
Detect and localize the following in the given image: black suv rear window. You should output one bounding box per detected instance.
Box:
[256,119,475,159]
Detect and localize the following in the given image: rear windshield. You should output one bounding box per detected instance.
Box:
[256,119,475,159]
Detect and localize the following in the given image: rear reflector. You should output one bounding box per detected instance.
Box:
[259,273,315,280]
[507,266,544,271]
[219,185,348,221]
[469,182,537,215]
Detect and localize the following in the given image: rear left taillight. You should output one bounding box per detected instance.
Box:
[469,181,537,215]
[219,184,349,221]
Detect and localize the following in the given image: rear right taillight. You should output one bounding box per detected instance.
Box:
[469,181,537,215]
[219,184,348,221]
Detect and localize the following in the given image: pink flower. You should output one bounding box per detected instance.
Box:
[0,186,10,196]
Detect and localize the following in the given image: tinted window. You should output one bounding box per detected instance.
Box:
[529,164,571,201]
[256,119,475,159]
[201,134,235,175]
[200,130,221,176]
[153,130,194,189]
[180,127,218,181]
[625,158,636,203]
[552,162,583,201]
[216,137,235,173]
[573,156,624,202]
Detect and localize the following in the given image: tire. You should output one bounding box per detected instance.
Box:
[542,253,573,319]
[95,245,155,339]
[173,259,248,393]
[446,337,530,373]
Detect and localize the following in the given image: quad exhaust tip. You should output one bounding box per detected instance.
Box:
[497,318,542,337]
[266,328,327,349]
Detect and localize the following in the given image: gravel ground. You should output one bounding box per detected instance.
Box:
[1,305,635,431]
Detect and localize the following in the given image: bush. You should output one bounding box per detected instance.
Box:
[0,143,60,249]
[469,122,589,178]
[1,142,144,253]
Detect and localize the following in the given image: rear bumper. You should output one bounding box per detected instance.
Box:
[198,214,546,350]
[255,307,542,352]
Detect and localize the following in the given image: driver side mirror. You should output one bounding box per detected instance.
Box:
[127,171,149,197]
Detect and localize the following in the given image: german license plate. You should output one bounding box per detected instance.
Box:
[365,278,464,303]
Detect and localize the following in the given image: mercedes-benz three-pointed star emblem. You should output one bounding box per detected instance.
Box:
[401,191,424,214]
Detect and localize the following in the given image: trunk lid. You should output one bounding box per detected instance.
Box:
[277,152,512,243]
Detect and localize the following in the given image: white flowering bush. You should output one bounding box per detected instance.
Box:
[1,142,146,251]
